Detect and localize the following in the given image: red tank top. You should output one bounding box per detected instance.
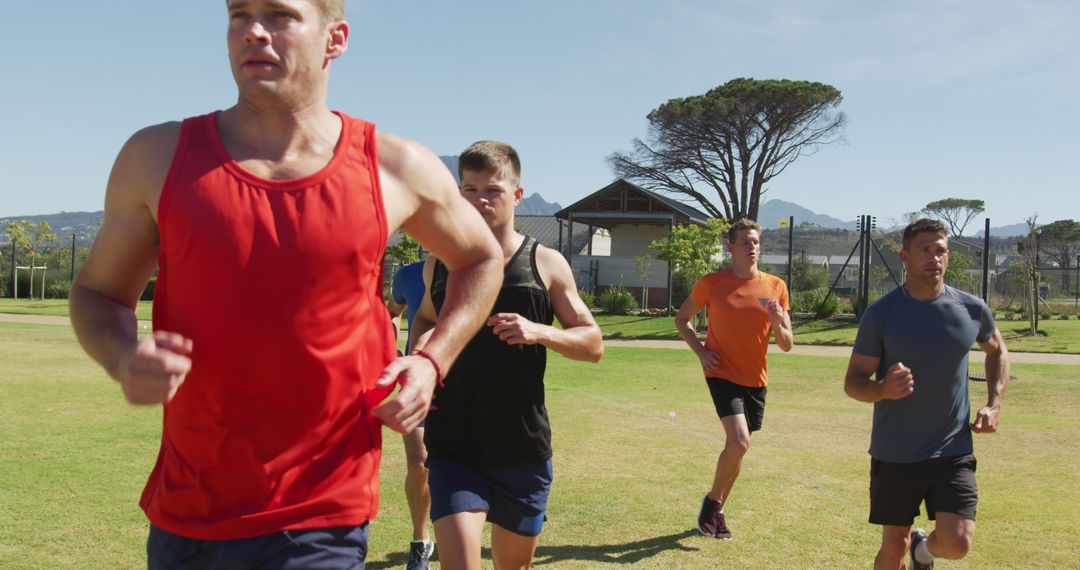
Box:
[143,111,395,540]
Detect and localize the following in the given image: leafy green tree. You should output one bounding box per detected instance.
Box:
[648,218,730,288]
[609,78,846,221]
[923,198,984,237]
[633,255,654,310]
[5,221,56,299]
[944,251,976,292]
[385,232,421,266]
[1037,219,1080,291]
[791,252,828,292]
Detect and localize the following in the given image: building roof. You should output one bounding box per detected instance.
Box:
[388,215,594,258]
[555,179,711,227]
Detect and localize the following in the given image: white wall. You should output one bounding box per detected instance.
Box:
[570,255,669,288]
[608,224,667,257]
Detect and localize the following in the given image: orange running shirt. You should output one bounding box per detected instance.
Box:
[690,269,790,388]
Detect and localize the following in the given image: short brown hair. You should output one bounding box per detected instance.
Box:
[459,140,521,185]
[902,218,947,250]
[727,218,762,243]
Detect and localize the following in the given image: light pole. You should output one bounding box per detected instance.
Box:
[1034,229,1042,332]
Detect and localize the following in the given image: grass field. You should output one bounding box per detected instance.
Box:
[0,299,153,321]
[2,322,1078,568]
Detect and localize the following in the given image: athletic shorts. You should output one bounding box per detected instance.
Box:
[147,523,368,569]
[705,377,767,432]
[426,457,553,537]
[869,454,978,526]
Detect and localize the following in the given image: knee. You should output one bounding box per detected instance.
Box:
[406,460,429,479]
[936,528,973,559]
[724,436,750,456]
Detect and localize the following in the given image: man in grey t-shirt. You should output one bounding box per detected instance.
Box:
[845,219,1010,570]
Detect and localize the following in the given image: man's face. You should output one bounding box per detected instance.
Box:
[901,231,950,286]
[225,0,345,103]
[727,228,760,266]
[459,169,523,229]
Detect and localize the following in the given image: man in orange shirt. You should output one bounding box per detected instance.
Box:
[675,218,793,540]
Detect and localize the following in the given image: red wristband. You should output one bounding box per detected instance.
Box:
[413,349,444,387]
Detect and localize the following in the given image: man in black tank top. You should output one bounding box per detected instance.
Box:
[410,141,603,570]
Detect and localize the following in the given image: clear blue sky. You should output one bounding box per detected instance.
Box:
[1,1,1077,227]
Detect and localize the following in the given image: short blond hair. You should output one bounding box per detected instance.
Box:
[312,0,345,22]
[459,140,521,185]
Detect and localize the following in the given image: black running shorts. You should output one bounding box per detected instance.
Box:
[705,377,767,432]
[869,454,978,526]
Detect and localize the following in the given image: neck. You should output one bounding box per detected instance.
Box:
[219,98,340,158]
[490,222,525,260]
[730,261,758,280]
[903,279,945,301]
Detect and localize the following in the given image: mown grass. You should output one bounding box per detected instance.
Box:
[2,322,1077,568]
[0,298,153,321]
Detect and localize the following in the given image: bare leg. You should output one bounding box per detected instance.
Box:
[709,414,751,504]
[926,512,975,560]
[490,523,541,570]
[432,510,487,570]
[874,524,911,570]
[402,427,430,541]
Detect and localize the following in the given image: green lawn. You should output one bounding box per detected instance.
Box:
[2,322,1078,568]
[0,298,153,321]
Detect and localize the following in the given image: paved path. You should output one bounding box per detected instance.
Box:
[3,312,1078,365]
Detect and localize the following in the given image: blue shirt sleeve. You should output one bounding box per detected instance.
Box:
[976,300,996,343]
[852,304,883,358]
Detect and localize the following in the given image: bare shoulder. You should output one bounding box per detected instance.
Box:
[111,121,183,211]
[535,243,574,289]
[376,133,448,190]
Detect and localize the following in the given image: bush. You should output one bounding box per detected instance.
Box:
[791,287,840,319]
[578,288,596,310]
[45,279,70,299]
[1040,311,1053,321]
[1060,313,1071,320]
[597,285,639,315]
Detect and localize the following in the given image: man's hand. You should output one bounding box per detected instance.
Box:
[697,349,720,372]
[119,331,193,405]
[972,405,1002,433]
[372,355,438,434]
[767,299,785,323]
[878,362,914,400]
[489,313,546,346]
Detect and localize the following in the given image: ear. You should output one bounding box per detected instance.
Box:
[326,20,349,60]
[513,186,524,205]
[899,248,909,264]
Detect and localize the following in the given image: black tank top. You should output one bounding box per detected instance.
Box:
[426,236,554,467]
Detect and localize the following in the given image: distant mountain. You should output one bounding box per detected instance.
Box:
[0,211,102,247]
[438,155,460,184]
[757,199,857,230]
[518,194,562,215]
[974,223,1029,238]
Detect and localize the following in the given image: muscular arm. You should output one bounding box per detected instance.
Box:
[674,291,719,371]
[69,123,193,405]
[489,246,602,362]
[768,300,793,352]
[374,136,502,432]
[844,352,914,404]
[972,329,1010,433]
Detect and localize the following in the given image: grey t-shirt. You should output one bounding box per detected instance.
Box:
[853,285,995,463]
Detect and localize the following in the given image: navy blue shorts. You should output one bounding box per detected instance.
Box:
[146,523,368,569]
[426,457,553,537]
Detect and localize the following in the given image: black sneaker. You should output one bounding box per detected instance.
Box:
[696,496,731,539]
[909,529,933,570]
[406,539,434,570]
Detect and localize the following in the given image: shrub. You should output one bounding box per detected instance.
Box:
[578,288,596,310]
[1060,313,1070,320]
[141,278,157,301]
[45,279,70,299]
[791,287,840,318]
[1040,311,1053,321]
[597,285,639,315]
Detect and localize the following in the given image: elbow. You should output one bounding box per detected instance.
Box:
[588,342,604,363]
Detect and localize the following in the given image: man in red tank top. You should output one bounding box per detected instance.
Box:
[69,1,503,567]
